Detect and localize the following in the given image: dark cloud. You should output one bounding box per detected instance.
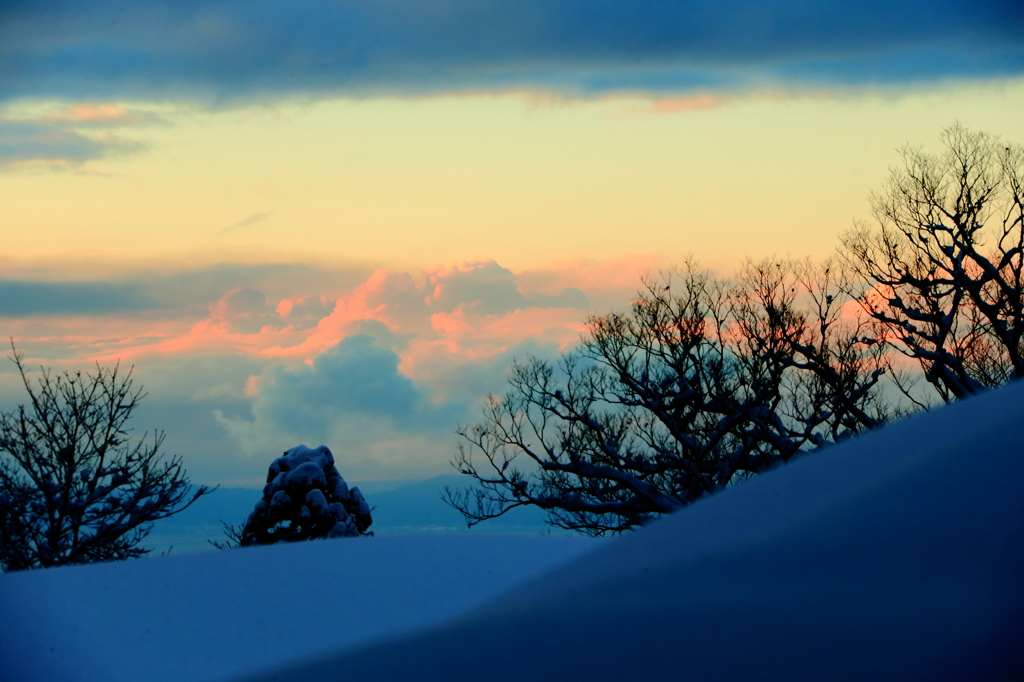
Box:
[0,104,162,166]
[140,263,374,311]
[0,262,374,318]
[0,119,145,166]
[0,280,158,316]
[214,336,472,477]
[265,336,428,427]
[425,259,588,315]
[1,0,1020,104]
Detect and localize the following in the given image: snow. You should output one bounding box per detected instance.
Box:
[0,535,597,682]
[285,461,326,488]
[3,381,1023,682]
[240,380,1024,681]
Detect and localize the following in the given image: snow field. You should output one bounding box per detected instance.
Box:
[0,534,597,682]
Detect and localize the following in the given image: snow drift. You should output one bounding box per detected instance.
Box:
[243,380,1024,682]
[0,534,596,682]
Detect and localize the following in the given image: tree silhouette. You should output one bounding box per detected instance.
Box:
[0,344,212,571]
[841,123,1024,401]
[444,260,890,535]
[447,123,1023,535]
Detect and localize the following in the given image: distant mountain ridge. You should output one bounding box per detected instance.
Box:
[369,474,553,533]
[146,474,556,555]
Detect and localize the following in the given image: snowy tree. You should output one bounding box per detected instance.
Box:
[841,123,1024,402]
[444,260,891,535]
[232,445,372,546]
[0,344,212,571]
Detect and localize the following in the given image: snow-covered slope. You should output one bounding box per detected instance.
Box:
[0,535,597,682]
[240,381,1024,682]
[4,382,1023,682]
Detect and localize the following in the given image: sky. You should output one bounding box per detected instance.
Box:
[1,0,1023,487]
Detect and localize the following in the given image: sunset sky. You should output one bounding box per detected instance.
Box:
[2,0,1022,486]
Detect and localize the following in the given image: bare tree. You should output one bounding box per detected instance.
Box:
[841,123,1024,401]
[0,344,213,571]
[444,260,891,535]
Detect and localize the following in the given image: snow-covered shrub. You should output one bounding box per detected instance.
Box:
[238,445,372,545]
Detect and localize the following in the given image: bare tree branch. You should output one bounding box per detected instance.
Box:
[840,123,1024,399]
[444,259,893,535]
[0,342,214,571]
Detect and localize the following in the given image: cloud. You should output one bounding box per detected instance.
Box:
[0,261,373,317]
[126,353,269,485]
[0,256,651,483]
[139,262,375,313]
[0,119,144,169]
[188,287,337,337]
[424,259,586,315]
[183,276,587,477]
[0,102,161,168]
[0,280,159,316]
[646,93,723,114]
[214,335,470,478]
[398,319,576,406]
[1,0,1020,104]
[192,287,281,334]
[516,252,669,312]
[43,103,159,126]
[271,258,589,358]
[276,295,336,330]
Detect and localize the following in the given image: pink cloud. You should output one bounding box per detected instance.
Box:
[397,307,588,404]
[85,329,288,366]
[9,256,659,406]
[46,104,133,123]
[265,258,550,359]
[646,93,723,114]
[276,294,334,319]
[422,258,523,314]
[141,256,649,366]
[263,270,430,358]
[60,287,313,365]
[413,307,586,369]
[429,307,585,348]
